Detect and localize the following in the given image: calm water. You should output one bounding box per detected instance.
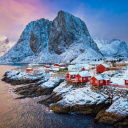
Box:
[0,65,114,128]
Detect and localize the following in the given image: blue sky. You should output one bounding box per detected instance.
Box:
[0,0,128,43]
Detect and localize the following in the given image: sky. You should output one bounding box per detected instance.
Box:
[0,0,128,43]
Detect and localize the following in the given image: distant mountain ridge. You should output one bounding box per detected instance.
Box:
[0,35,16,57]
[94,38,128,58]
[0,11,104,64]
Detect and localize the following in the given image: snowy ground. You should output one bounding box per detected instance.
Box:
[40,76,64,88]
[106,97,128,116]
[53,82,109,106]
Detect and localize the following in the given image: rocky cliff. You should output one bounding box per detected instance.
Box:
[0,11,103,64]
[30,19,52,54]
[48,11,100,54]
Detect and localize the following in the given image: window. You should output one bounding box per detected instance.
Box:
[127,80,128,83]
[95,80,97,83]
[88,77,90,80]
[90,80,92,83]
[83,78,85,80]
[100,80,103,83]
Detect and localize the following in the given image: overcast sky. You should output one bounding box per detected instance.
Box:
[0,0,128,43]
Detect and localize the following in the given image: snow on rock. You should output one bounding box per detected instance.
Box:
[40,76,64,88]
[8,70,45,80]
[54,83,109,106]
[6,70,20,78]
[72,47,103,63]
[0,35,8,41]
[106,97,128,116]
[53,82,73,95]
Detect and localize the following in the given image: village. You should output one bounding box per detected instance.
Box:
[2,59,128,128]
[25,59,128,88]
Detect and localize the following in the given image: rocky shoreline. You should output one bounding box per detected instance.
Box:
[38,83,128,128]
[2,70,128,128]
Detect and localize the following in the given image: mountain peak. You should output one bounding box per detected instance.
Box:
[0,11,103,64]
[0,35,8,42]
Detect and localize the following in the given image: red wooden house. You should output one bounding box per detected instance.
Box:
[66,73,70,78]
[90,76,104,86]
[26,68,33,72]
[59,63,66,67]
[76,71,91,82]
[54,63,65,67]
[102,74,110,85]
[69,72,78,79]
[54,64,60,67]
[90,74,110,86]
[125,79,128,85]
[96,64,109,73]
[81,67,85,71]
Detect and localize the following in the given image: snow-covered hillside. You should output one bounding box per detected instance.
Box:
[94,38,128,58]
[0,11,103,64]
[0,35,16,57]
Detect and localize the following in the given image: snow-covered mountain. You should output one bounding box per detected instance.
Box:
[0,11,103,64]
[94,38,128,58]
[0,35,16,57]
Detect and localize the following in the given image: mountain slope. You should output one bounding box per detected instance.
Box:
[49,11,100,54]
[0,19,52,64]
[95,39,128,58]
[0,11,103,64]
[30,19,52,54]
[0,35,16,57]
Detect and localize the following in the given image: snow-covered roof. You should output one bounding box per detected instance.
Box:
[93,74,110,80]
[69,72,78,75]
[59,63,65,65]
[26,68,32,69]
[79,71,91,77]
[94,75,104,80]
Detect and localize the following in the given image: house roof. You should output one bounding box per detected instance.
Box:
[79,71,91,77]
[93,74,110,80]
[59,63,65,65]
[26,68,32,69]
[94,75,104,80]
[69,72,79,75]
